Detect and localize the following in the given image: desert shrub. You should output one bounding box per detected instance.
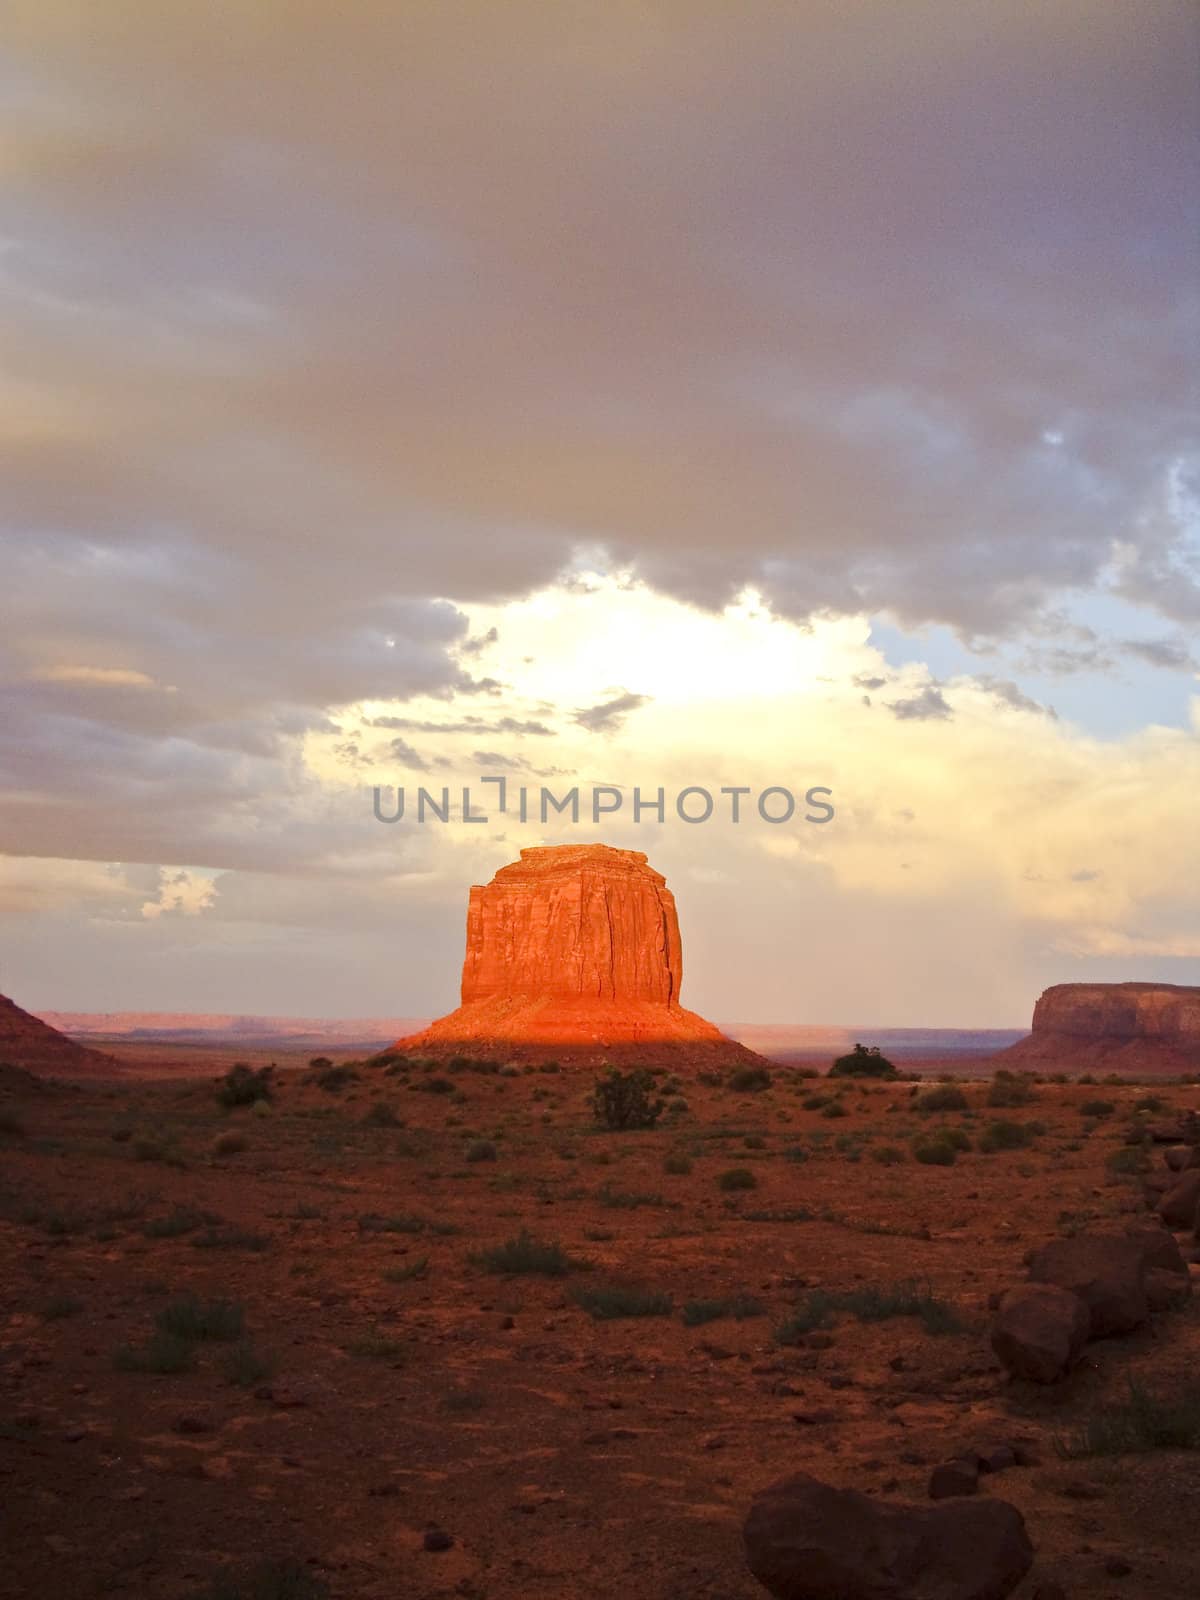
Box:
[1055,1381,1200,1457]
[190,1557,331,1600]
[114,1330,194,1374]
[314,1064,358,1094]
[663,1153,693,1175]
[1107,1145,1149,1174]
[871,1144,905,1165]
[821,1100,848,1119]
[217,1063,273,1108]
[681,1294,764,1326]
[978,1119,1036,1153]
[784,1145,809,1163]
[132,1135,180,1164]
[915,1085,968,1114]
[157,1294,244,1342]
[1134,1094,1165,1113]
[347,1327,406,1361]
[597,1183,667,1209]
[191,1226,268,1252]
[220,1341,276,1386]
[777,1281,959,1343]
[829,1042,898,1079]
[212,1131,248,1157]
[718,1167,757,1191]
[936,1125,972,1151]
[591,1068,664,1130]
[384,1256,429,1282]
[729,1066,772,1093]
[465,1138,497,1163]
[0,1109,25,1137]
[912,1136,957,1166]
[415,1076,455,1095]
[358,1212,458,1236]
[363,1101,402,1128]
[308,1056,334,1071]
[1080,1099,1116,1119]
[571,1282,673,1320]
[469,1229,579,1276]
[987,1072,1035,1107]
[802,1094,829,1111]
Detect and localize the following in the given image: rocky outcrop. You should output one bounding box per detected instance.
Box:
[1026,1235,1150,1339]
[391,844,765,1067]
[0,992,116,1078]
[743,1471,1033,1600]
[998,983,1200,1074]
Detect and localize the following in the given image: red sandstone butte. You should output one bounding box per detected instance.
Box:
[0,991,117,1078]
[998,982,1200,1076]
[391,843,765,1066]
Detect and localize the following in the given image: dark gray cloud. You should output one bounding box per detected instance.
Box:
[387,737,431,772]
[887,685,954,722]
[368,715,554,735]
[1121,637,1196,671]
[572,692,652,733]
[973,676,1058,718]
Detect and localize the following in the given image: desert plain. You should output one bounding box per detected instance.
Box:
[3,1044,1198,1600]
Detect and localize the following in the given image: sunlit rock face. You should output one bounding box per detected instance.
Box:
[1000,982,1200,1074]
[392,844,764,1066]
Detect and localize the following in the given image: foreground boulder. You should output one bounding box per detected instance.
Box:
[1027,1234,1148,1338]
[1157,1172,1200,1229]
[744,1471,1033,1600]
[990,1283,1089,1383]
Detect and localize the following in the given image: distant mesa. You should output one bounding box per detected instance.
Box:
[391,843,767,1067]
[999,982,1200,1075]
[0,991,117,1078]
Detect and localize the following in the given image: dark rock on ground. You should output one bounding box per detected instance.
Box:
[1156,1171,1200,1229]
[990,1283,1089,1383]
[744,1470,1034,1600]
[1027,1235,1148,1338]
[930,1459,980,1499]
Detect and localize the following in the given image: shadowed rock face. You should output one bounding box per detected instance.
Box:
[392,844,764,1066]
[0,992,115,1077]
[1000,982,1200,1074]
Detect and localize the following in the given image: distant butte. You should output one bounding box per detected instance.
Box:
[998,982,1200,1075]
[391,843,768,1067]
[0,990,117,1078]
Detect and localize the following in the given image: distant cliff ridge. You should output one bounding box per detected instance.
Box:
[1000,982,1200,1073]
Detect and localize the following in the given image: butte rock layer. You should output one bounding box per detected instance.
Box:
[0,992,116,1077]
[392,843,765,1067]
[999,982,1200,1075]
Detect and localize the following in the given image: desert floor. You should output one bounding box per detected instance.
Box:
[2,1052,1198,1600]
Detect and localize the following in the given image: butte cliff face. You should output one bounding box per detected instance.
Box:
[393,843,763,1066]
[1000,982,1200,1075]
[0,992,117,1077]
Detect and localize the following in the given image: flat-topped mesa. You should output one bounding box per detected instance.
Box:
[998,982,1200,1075]
[391,843,766,1067]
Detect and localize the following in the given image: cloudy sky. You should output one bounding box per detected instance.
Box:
[1,2,1197,1025]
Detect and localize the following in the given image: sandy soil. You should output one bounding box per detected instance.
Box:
[2,1051,1198,1600]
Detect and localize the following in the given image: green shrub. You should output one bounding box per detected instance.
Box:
[1107,1145,1149,1174]
[821,1100,848,1119]
[915,1085,968,1114]
[571,1283,673,1320]
[681,1293,764,1326]
[144,1206,211,1238]
[346,1328,406,1362]
[717,1167,757,1191]
[1080,1099,1116,1119]
[978,1119,1035,1153]
[212,1131,248,1157]
[829,1042,898,1079]
[871,1144,905,1165]
[157,1294,244,1342]
[784,1145,809,1163]
[1055,1380,1200,1457]
[114,1330,194,1373]
[469,1229,580,1277]
[987,1072,1034,1107]
[777,1281,960,1343]
[217,1063,273,1108]
[729,1066,772,1092]
[663,1153,693,1175]
[191,1226,268,1252]
[314,1064,359,1093]
[912,1137,957,1166]
[591,1068,664,1130]
[384,1256,429,1282]
[465,1140,497,1163]
[363,1101,402,1127]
